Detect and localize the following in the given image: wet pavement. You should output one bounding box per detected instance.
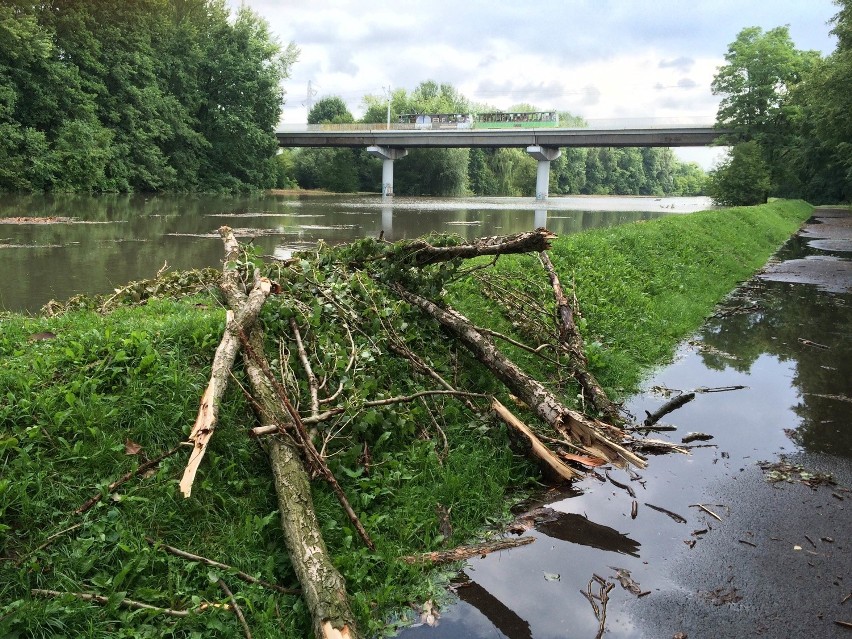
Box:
[397,208,852,639]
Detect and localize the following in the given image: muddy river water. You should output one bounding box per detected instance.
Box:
[2,195,849,637]
[0,193,707,313]
[398,209,852,639]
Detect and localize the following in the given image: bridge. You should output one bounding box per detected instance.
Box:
[275,123,726,199]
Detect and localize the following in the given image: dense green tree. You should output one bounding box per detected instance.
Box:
[395,148,470,196]
[672,162,707,196]
[308,96,355,125]
[706,141,770,206]
[468,148,500,195]
[789,0,852,202]
[551,148,588,194]
[0,0,295,194]
[711,26,819,197]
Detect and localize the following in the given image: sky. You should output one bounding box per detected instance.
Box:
[228,0,840,168]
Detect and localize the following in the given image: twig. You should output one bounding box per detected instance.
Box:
[290,318,320,419]
[580,575,615,639]
[401,537,534,565]
[75,445,183,515]
[21,523,83,563]
[644,503,687,524]
[643,392,695,427]
[476,327,556,360]
[693,385,747,393]
[605,470,636,498]
[798,338,829,349]
[31,588,190,617]
[833,621,852,629]
[218,579,252,639]
[689,503,723,522]
[738,539,757,547]
[146,537,299,595]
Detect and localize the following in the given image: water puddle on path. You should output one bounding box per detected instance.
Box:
[397,210,852,639]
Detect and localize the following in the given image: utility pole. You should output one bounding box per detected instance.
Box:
[384,85,391,129]
[305,80,317,118]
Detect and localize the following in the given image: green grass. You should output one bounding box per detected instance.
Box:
[450,199,814,399]
[0,200,813,637]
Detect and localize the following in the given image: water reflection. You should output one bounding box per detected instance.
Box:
[536,512,640,556]
[0,193,701,313]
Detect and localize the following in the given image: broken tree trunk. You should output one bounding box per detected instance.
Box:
[492,399,581,481]
[179,275,273,497]
[539,251,623,425]
[393,285,645,470]
[380,228,556,268]
[211,227,360,639]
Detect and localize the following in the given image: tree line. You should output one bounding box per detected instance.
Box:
[285,84,707,198]
[2,1,708,198]
[708,0,852,205]
[0,0,296,193]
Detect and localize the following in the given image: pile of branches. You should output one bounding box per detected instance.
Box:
[175,226,649,638]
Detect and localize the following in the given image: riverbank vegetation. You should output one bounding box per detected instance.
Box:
[0,0,296,193]
[0,200,812,637]
[708,0,852,205]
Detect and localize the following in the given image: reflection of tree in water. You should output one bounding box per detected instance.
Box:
[698,275,852,456]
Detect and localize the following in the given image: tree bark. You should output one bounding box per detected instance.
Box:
[401,537,535,565]
[393,285,645,470]
[242,326,359,639]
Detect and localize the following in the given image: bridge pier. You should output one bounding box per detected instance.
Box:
[366,146,408,196]
[526,145,561,200]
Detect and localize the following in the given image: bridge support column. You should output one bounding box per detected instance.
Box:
[367,146,408,197]
[526,145,561,200]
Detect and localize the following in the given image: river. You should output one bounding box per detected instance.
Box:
[0,193,710,313]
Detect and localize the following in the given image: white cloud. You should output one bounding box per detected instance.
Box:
[237,0,839,127]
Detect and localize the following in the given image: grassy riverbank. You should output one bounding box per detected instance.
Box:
[0,200,813,638]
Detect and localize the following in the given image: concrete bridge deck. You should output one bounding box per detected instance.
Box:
[275,126,724,149]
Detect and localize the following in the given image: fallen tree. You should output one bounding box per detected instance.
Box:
[174,227,643,635]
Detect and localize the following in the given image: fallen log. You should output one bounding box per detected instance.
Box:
[210,227,361,639]
[539,251,623,425]
[381,228,557,268]
[400,537,535,565]
[393,285,646,470]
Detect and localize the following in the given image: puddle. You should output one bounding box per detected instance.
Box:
[397,210,852,639]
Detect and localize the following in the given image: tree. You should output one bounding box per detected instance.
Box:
[706,141,770,206]
[395,148,469,196]
[789,0,852,202]
[711,26,818,196]
[468,148,499,195]
[308,96,354,125]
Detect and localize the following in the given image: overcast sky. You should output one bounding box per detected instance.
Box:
[229,0,840,167]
